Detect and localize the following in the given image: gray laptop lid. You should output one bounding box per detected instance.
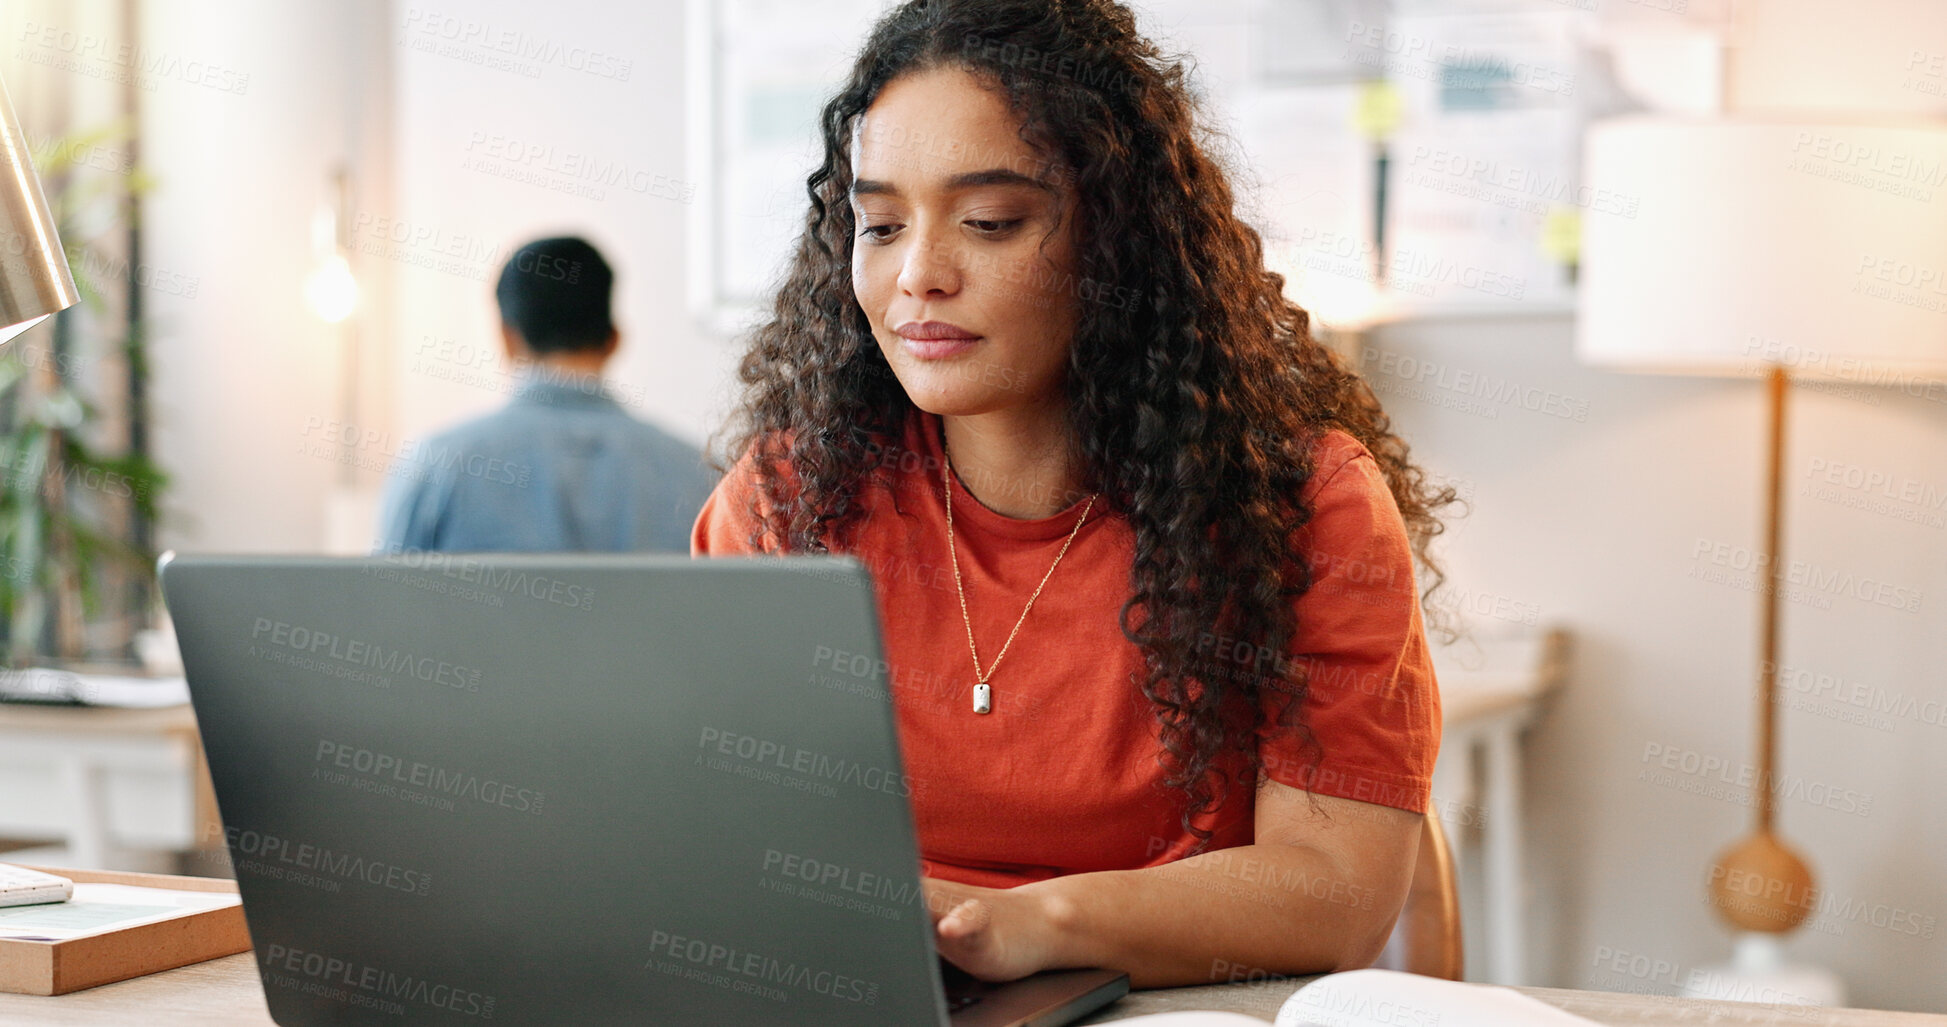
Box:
[162,553,954,1025]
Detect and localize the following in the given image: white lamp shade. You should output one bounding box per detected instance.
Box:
[1578,117,1947,384]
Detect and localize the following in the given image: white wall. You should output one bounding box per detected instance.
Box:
[384,0,735,460]
[137,0,388,552]
[1729,0,1947,115]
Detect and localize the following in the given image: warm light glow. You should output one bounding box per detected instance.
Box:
[305,253,358,323]
[1265,239,1382,332]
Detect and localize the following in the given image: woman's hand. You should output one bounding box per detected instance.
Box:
[922,877,1069,983]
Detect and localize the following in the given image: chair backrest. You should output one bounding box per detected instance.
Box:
[1373,812,1463,980]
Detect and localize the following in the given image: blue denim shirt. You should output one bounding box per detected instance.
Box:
[373,371,720,554]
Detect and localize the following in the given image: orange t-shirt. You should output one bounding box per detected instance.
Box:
[691,408,1439,890]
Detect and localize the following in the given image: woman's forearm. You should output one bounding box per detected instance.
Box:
[1022,842,1405,988]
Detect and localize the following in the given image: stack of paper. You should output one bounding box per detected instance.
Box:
[1105,969,1600,1026]
[1278,969,1599,1026]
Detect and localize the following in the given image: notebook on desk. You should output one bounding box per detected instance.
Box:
[160,552,1127,1026]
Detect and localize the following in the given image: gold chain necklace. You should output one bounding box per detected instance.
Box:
[942,442,1095,715]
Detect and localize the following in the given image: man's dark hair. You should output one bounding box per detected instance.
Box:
[495,236,614,354]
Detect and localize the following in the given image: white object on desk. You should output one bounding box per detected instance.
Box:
[0,881,237,939]
[1277,969,1599,1026]
[0,669,190,708]
[1682,933,1846,1008]
[1428,626,1569,987]
[0,864,72,908]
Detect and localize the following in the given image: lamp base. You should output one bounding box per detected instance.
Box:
[1680,934,1846,1007]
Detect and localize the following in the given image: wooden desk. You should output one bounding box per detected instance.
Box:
[5,954,1940,1025]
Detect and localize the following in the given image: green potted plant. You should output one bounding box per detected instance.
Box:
[0,120,168,664]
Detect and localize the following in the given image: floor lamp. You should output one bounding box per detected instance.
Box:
[1577,116,1947,1004]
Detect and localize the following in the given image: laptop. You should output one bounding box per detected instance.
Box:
[160,552,1128,1026]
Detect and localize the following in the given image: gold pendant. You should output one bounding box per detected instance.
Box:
[972,682,991,714]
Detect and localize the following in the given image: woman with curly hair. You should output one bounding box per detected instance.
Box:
[692,0,1457,989]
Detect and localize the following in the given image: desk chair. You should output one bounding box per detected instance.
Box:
[1373,812,1463,980]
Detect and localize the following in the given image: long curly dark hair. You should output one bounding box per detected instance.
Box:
[714,0,1459,851]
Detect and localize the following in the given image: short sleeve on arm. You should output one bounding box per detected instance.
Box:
[1258,434,1440,814]
[690,443,792,557]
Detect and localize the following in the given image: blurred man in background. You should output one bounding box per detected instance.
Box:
[375,236,717,553]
